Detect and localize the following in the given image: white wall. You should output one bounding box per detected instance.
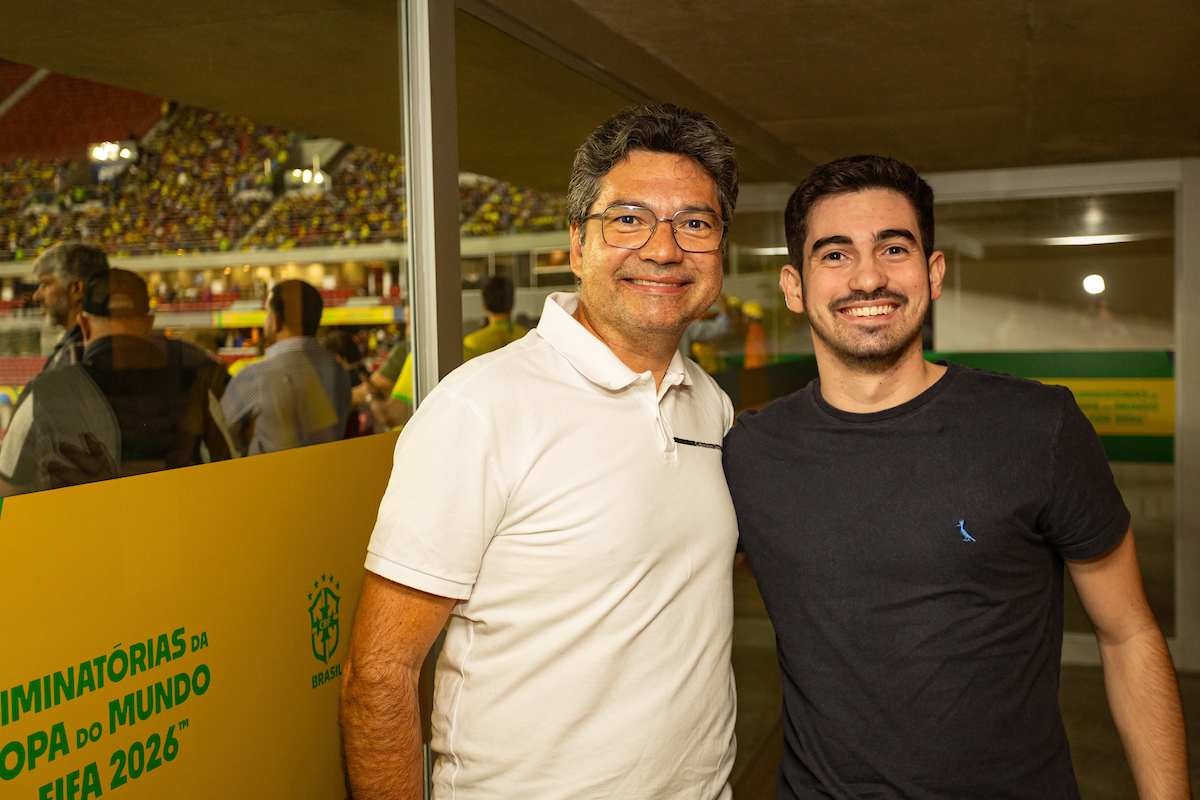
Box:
[935,289,1173,351]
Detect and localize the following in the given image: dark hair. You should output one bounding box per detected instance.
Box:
[480,276,514,315]
[269,280,323,337]
[567,104,738,232]
[785,155,935,268]
[322,329,362,365]
[82,268,150,318]
[34,242,110,286]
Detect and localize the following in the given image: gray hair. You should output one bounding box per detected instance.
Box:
[33,243,110,287]
[567,104,739,232]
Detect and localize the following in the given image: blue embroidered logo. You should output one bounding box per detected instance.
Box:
[957,520,976,543]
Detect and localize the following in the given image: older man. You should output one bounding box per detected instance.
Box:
[342,104,740,799]
[30,242,111,371]
[0,268,232,493]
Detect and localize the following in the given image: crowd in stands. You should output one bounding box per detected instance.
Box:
[459,178,568,237]
[1,106,295,260]
[0,105,570,263]
[1,156,71,259]
[241,147,408,249]
[55,106,294,256]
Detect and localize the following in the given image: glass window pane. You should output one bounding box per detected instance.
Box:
[933,191,1176,635]
[0,6,412,493]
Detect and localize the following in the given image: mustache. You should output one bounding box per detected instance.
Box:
[828,289,908,311]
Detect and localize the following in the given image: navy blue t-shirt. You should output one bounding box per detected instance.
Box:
[723,364,1130,800]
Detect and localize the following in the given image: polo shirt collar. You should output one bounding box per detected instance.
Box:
[537,292,693,392]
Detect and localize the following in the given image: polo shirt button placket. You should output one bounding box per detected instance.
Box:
[647,375,678,460]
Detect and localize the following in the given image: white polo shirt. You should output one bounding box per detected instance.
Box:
[367,292,738,800]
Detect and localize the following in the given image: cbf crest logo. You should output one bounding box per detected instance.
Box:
[308,574,341,664]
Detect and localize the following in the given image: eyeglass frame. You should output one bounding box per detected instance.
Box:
[582,204,728,254]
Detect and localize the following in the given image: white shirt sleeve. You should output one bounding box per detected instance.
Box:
[365,387,508,600]
[0,389,36,482]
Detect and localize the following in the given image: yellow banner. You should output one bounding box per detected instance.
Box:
[214,306,396,329]
[1035,377,1174,436]
[213,310,266,328]
[318,306,396,325]
[0,432,397,798]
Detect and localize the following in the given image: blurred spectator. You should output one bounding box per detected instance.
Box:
[221,280,351,455]
[75,268,234,473]
[463,276,528,357]
[0,268,233,494]
[742,300,767,369]
[679,294,731,372]
[382,276,528,429]
[323,329,371,437]
[31,242,110,372]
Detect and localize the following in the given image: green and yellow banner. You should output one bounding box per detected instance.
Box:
[1,432,397,798]
[928,350,1175,463]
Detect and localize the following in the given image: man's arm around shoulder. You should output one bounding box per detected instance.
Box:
[341,572,455,800]
[1068,527,1191,799]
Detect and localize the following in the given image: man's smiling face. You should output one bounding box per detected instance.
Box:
[570,150,724,351]
[782,188,944,372]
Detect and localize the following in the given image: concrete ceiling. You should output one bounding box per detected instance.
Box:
[2,0,1197,194]
[559,0,1200,172]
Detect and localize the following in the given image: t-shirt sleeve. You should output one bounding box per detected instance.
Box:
[377,343,409,382]
[1039,387,1131,560]
[390,353,414,404]
[365,388,506,599]
[0,388,39,485]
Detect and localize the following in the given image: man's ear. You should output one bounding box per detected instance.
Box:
[569,222,584,279]
[780,264,805,314]
[67,278,85,307]
[927,251,946,301]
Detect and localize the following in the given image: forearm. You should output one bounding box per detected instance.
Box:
[341,656,425,800]
[1098,627,1190,799]
[371,397,412,429]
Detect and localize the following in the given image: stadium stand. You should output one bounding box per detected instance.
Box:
[459,179,568,237]
[0,60,39,105]
[241,146,408,249]
[0,70,160,162]
[0,70,569,264]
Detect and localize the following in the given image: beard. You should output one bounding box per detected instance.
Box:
[805,287,927,374]
[46,296,71,328]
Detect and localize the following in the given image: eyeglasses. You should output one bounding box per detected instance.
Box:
[584,205,726,253]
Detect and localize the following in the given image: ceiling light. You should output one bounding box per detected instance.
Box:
[1045,234,1141,246]
[302,170,312,183]
[292,169,302,177]
[1083,274,1105,294]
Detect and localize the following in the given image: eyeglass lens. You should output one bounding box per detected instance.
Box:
[600,206,723,252]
